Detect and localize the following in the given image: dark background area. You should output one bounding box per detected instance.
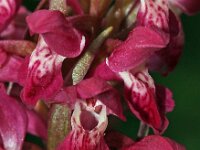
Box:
[159,13,200,150]
[24,1,200,149]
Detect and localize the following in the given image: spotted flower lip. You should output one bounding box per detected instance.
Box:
[0,0,21,33]
[54,77,125,121]
[107,0,171,73]
[93,63,174,133]
[26,9,85,58]
[19,38,65,106]
[118,68,173,134]
[57,100,109,150]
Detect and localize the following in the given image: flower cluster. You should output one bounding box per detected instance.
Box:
[0,0,200,150]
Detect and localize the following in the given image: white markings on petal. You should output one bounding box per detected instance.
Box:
[80,35,85,51]
[139,0,169,30]
[119,69,155,97]
[28,38,65,78]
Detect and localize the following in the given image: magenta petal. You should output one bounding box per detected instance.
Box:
[54,86,78,106]
[76,77,112,99]
[123,135,185,150]
[0,48,23,82]
[26,109,47,139]
[96,89,126,121]
[148,11,184,75]
[156,85,175,113]
[93,61,121,81]
[119,69,166,133]
[21,38,65,106]
[0,83,27,150]
[26,10,85,58]
[107,26,168,72]
[0,0,21,32]
[170,0,200,15]
[0,6,30,40]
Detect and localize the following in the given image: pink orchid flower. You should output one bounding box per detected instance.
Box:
[94,62,174,134]
[0,6,30,40]
[108,0,170,73]
[19,38,65,105]
[0,83,47,150]
[57,100,109,150]
[0,0,21,33]
[55,77,125,149]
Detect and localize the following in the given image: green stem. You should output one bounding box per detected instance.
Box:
[47,104,71,150]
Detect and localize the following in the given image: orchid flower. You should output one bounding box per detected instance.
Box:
[0,6,30,40]
[94,62,174,134]
[55,77,125,149]
[0,0,21,33]
[19,38,65,105]
[20,9,86,106]
[0,0,198,149]
[0,83,47,150]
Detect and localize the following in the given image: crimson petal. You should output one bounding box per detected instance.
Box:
[119,69,167,133]
[20,38,65,106]
[108,26,168,72]
[76,77,112,99]
[26,109,47,139]
[26,10,85,58]
[0,49,23,83]
[0,83,27,150]
[0,0,21,32]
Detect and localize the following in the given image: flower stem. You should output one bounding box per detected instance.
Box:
[47,104,71,150]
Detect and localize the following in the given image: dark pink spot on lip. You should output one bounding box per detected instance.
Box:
[80,109,98,131]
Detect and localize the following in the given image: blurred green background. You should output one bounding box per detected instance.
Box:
[24,1,200,149]
[159,13,200,150]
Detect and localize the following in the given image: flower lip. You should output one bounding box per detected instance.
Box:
[80,109,98,131]
[71,100,108,134]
